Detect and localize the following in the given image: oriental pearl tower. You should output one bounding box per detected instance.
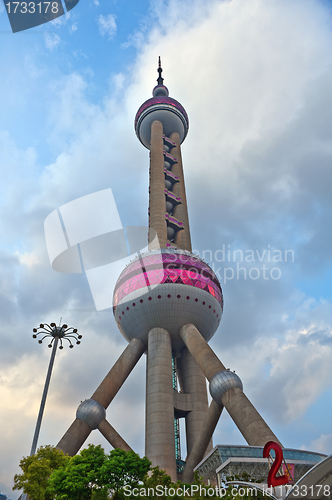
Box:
[57,58,281,483]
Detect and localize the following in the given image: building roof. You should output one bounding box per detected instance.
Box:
[195,444,327,482]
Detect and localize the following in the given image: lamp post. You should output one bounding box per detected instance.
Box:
[30,322,81,456]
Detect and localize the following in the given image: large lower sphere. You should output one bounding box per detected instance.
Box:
[113,248,223,351]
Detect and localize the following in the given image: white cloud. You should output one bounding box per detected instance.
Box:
[70,23,78,33]
[51,11,71,27]
[97,14,117,40]
[15,251,40,268]
[309,434,332,455]
[44,32,61,50]
[121,31,145,50]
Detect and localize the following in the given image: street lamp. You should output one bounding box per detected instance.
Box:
[30,322,81,456]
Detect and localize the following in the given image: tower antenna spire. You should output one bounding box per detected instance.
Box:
[157,56,164,86]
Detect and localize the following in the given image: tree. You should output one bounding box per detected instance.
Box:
[143,465,173,489]
[139,466,177,500]
[48,444,108,500]
[48,445,151,500]
[13,445,69,500]
[98,448,151,498]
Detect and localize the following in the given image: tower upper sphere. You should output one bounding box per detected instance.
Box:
[135,57,189,149]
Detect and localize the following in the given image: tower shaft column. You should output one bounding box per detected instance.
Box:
[149,120,167,249]
[180,324,282,447]
[170,132,192,251]
[182,400,223,484]
[179,347,213,458]
[146,328,177,481]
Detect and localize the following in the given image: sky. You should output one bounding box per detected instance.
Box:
[1,0,332,497]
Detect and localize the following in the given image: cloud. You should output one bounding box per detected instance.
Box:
[70,23,78,33]
[97,14,117,40]
[309,434,332,455]
[15,250,40,268]
[51,11,71,27]
[121,31,146,50]
[44,32,61,50]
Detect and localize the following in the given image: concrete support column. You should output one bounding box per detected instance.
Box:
[221,387,282,447]
[180,324,226,379]
[98,419,132,451]
[57,338,145,455]
[182,400,223,484]
[180,347,212,458]
[149,120,167,249]
[179,324,282,448]
[169,132,192,251]
[146,328,177,481]
[56,418,92,457]
[91,338,146,409]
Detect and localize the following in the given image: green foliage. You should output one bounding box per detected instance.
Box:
[137,466,175,500]
[13,445,69,500]
[98,448,151,499]
[15,444,271,500]
[91,490,109,500]
[48,444,109,499]
[144,466,173,489]
[48,445,151,500]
